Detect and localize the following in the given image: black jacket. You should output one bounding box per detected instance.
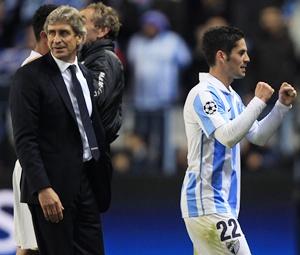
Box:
[79,39,124,143]
[10,53,112,212]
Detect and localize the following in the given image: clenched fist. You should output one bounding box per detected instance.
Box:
[254,82,274,103]
[279,82,297,106]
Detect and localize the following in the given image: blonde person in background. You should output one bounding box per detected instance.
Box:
[79,2,124,145]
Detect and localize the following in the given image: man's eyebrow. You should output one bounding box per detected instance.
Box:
[47,29,72,36]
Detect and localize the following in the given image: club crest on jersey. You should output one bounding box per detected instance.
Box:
[226,239,240,255]
[203,101,217,115]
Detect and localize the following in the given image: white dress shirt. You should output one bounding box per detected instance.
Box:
[52,53,93,161]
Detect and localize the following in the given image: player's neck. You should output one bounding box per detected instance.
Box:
[209,68,233,89]
[34,41,49,56]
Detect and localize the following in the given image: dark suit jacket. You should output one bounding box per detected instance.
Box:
[10,53,112,212]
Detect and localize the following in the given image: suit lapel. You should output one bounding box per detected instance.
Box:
[45,54,77,121]
[44,55,105,146]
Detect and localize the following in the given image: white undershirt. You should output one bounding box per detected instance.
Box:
[214,97,291,147]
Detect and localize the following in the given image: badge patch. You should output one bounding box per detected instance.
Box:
[226,239,240,255]
[203,101,217,115]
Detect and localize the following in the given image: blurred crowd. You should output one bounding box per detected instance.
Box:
[1,0,300,184]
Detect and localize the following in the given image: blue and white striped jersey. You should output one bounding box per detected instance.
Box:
[181,73,245,219]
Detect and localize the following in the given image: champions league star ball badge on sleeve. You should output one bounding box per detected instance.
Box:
[203,101,217,115]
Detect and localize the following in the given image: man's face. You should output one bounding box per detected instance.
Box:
[47,22,82,62]
[80,8,98,44]
[224,38,250,79]
[142,23,159,38]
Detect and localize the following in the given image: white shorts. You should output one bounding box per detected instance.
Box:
[184,214,251,255]
[12,160,38,250]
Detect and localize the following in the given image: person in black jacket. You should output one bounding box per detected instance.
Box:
[79,2,124,144]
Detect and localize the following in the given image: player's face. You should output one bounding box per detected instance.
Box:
[80,8,98,44]
[47,22,83,62]
[224,38,250,80]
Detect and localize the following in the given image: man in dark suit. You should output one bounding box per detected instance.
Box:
[10,5,110,255]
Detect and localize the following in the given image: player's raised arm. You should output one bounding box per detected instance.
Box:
[246,82,297,146]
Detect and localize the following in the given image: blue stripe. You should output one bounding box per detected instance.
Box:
[199,132,205,214]
[233,90,245,114]
[228,173,238,217]
[207,86,226,114]
[224,93,235,120]
[209,86,231,123]
[212,140,227,213]
[193,95,215,135]
[186,172,199,217]
[224,92,238,216]
[228,145,238,217]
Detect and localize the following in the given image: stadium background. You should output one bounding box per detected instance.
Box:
[0,0,300,254]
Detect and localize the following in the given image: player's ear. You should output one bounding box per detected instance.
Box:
[216,50,227,64]
[76,34,85,46]
[40,31,47,40]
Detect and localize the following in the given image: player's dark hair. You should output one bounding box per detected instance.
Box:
[202,26,245,67]
[32,4,57,41]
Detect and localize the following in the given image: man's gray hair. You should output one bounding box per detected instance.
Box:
[44,5,86,38]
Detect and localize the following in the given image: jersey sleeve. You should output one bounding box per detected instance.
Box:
[192,89,228,137]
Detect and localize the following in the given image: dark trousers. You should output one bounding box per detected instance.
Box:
[29,162,105,255]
